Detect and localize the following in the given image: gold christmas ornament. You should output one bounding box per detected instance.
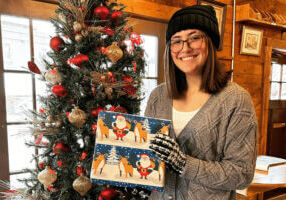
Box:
[38,166,57,188]
[68,106,87,128]
[72,174,92,196]
[106,42,123,63]
[75,34,83,42]
[45,68,62,83]
[73,21,82,32]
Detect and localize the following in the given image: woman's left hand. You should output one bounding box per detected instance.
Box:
[149,134,186,174]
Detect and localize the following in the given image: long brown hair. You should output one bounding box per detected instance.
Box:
[165,35,232,99]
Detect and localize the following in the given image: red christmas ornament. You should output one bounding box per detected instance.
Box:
[50,36,64,51]
[66,112,70,118]
[38,162,44,169]
[28,61,41,74]
[100,187,118,200]
[111,11,123,25]
[42,142,48,146]
[94,6,109,20]
[100,27,114,36]
[57,160,63,167]
[123,84,136,96]
[91,107,105,117]
[53,142,69,156]
[114,106,128,113]
[52,85,68,97]
[68,54,89,68]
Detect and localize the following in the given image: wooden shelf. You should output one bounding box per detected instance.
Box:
[236,4,286,31]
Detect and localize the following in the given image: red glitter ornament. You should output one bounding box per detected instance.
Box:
[94,6,109,20]
[100,187,118,200]
[51,85,68,97]
[50,36,64,51]
[53,142,69,155]
[39,108,45,114]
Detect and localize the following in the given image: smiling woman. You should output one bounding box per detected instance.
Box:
[145,5,257,200]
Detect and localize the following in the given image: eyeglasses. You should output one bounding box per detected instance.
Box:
[170,34,205,53]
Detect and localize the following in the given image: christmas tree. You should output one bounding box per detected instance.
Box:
[20,0,149,199]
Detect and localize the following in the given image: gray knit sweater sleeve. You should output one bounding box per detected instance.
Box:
[145,82,257,195]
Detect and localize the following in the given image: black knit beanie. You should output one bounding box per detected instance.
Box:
[166,5,220,49]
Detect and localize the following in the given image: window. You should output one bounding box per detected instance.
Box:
[0,15,55,188]
[270,62,286,100]
[140,34,159,115]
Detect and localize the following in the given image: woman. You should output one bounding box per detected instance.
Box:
[145,5,257,200]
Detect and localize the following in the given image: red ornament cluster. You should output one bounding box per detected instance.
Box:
[123,84,136,96]
[52,85,68,97]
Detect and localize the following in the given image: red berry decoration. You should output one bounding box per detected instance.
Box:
[111,11,123,25]
[100,27,115,36]
[50,36,64,51]
[91,107,105,117]
[114,106,128,113]
[94,6,109,20]
[100,187,118,200]
[53,142,69,156]
[51,85,68,97]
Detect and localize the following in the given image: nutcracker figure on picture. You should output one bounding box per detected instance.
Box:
[112,114,131,141]
[136,154,155,180]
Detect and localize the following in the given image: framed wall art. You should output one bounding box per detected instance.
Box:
[240,25,263,56]
[198,0,227,50]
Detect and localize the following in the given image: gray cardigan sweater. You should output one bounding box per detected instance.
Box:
[145,82,257,200]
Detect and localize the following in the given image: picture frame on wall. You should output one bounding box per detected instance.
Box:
[240,25,263,56]
[197,0,227,51]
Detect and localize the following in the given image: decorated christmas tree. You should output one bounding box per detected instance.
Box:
[16,0,148,199]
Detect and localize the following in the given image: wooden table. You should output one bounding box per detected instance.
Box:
[237,164,286,200]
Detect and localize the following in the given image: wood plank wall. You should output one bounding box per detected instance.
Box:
[1,0,286,155]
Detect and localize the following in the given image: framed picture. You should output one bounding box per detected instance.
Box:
[198,0,227,50]
[240,25,263,56]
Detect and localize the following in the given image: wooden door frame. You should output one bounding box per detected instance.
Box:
[261,38,286,155]
[0,15,10,191]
